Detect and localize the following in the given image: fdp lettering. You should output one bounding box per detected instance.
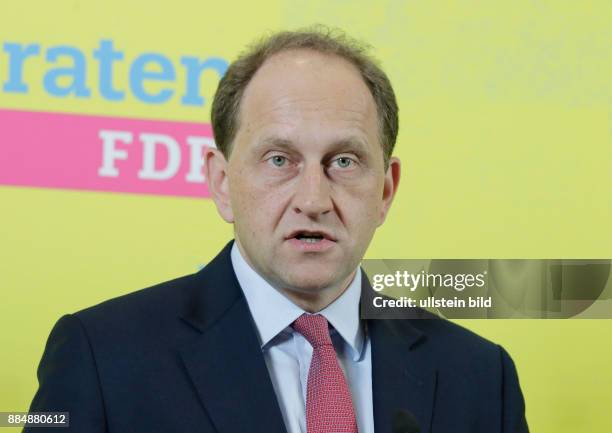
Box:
[98,129,214,183]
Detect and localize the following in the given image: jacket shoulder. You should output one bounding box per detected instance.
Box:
[409,314,504,369]
[71,272,204,346]
[76,273,197,320]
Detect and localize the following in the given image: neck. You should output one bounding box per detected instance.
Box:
[278,269,357,313]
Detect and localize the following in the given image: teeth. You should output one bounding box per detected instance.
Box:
[297,235,323,243]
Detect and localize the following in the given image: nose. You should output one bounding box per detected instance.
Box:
[292,163,333,218]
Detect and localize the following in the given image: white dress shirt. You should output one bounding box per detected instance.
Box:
[230,242,374,433]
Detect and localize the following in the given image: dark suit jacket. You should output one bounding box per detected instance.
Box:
[25,240,529,433]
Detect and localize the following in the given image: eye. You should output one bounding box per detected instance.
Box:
[269,155,287,167]
[332,156,355,169]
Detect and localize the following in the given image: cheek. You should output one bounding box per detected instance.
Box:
[340,194,384,243]
[231,180,287,230]
[340,180,384,218]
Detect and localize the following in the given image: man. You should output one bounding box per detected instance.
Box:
[25,28,529,433]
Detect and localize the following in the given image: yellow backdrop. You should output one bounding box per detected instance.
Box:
[1,1,610,432]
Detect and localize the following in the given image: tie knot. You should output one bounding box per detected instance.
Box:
[292,314,333,348]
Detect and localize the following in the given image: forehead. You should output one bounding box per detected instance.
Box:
[236,49,379,147]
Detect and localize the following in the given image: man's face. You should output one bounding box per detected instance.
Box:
[208,49,400,304]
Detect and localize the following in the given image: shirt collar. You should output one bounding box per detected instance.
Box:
[230,241,365,361]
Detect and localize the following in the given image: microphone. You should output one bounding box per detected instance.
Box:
[392,409,420,433]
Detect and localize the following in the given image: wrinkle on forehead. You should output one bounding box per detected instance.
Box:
[249,97,371,130]
[237,49,379,144]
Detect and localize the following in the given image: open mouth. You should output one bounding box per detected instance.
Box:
[287,230,336,244]
[287,230,336,253]
[297,235,323,244]
[295,234,325,243]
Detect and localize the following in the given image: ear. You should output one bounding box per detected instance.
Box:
[377,156,401,226]
[204,147,234,223]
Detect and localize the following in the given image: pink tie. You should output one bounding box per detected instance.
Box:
[292,314,359,433]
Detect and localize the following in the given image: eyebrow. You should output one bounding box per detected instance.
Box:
[255,136,371,157]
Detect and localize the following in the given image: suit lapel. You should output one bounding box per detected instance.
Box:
[177,242,437,433]
[362,270,438,433]
[178,241,287,433]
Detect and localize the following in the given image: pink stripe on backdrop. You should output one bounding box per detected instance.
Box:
[0,108,213,198]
